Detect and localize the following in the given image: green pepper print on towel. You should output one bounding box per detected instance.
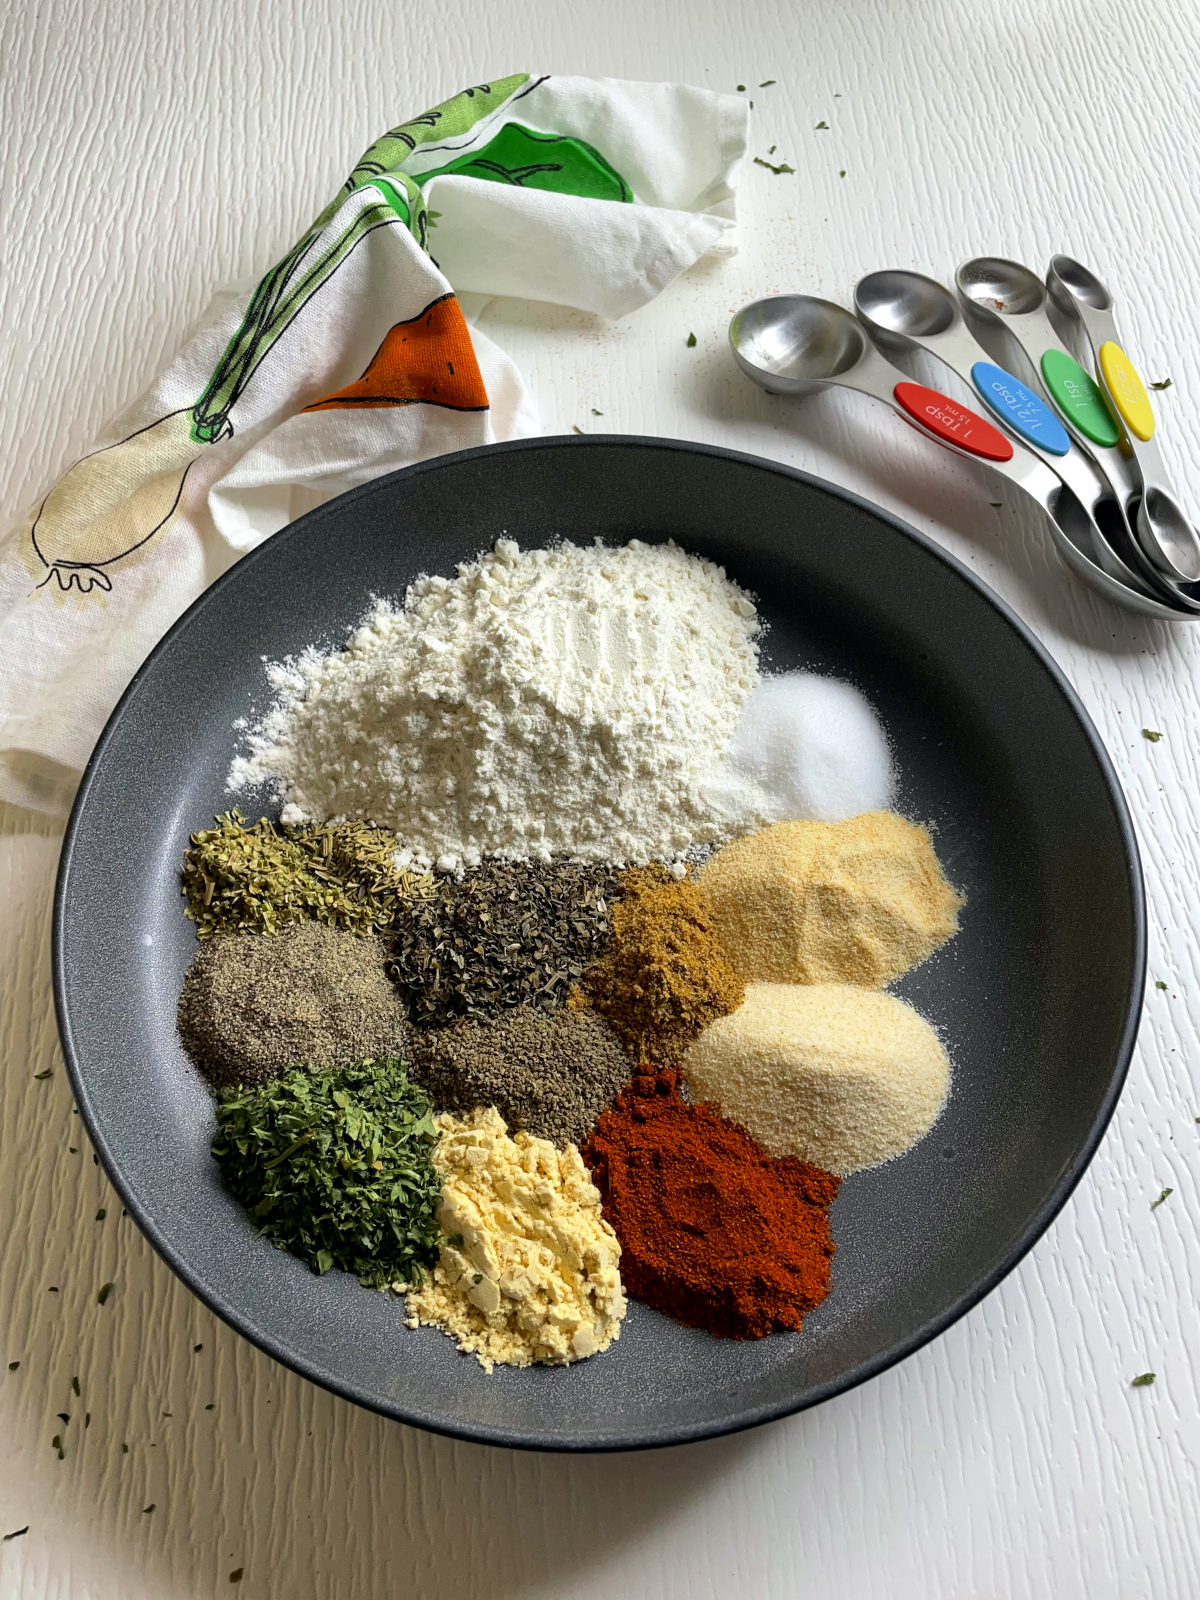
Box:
[416,122,632,201]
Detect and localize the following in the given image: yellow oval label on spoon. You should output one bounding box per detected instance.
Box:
[1098,341,1155,440]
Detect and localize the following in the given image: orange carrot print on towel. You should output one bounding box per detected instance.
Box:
[304,294,488,413]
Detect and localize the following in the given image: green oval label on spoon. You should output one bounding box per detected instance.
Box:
[1041,349,1121,448]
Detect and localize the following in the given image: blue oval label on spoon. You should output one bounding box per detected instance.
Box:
[970,362,1071,456]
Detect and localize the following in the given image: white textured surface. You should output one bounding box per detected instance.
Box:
[3,0,1199,1594]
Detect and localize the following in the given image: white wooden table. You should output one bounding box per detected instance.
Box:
[4,1,1199,1594]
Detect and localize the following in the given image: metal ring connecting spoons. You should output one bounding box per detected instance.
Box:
[963,255,1200,586]
[728,294,1188,621]
[854,269,1188,610]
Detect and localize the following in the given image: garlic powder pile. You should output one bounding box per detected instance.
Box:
[228,538,765,867]
[405,1108,626,1371]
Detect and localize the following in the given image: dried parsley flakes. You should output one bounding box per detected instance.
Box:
[387,861,622,1028]
[181,811,429,939]
[211,1059,442,1289]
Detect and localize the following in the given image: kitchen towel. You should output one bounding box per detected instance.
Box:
[0,73,747,817]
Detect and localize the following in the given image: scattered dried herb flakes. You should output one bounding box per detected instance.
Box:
[754,156,795,174]
[1142,728,1163,742]
[736,83,746,91]
[95,1208,106,1221]
[182,811,429,939]
[1151,1187,1174,1209]
[71,1375,80,1396]
[57,1414,69,1424]
[51,1436,63,1459]
[194,1343,203,1352]
[230,1570,244,1585]
[815,119,828,129]
[97,1282,113,1305]
[142,1505,155,1515]
[572,424,584,434]
[212,1059,442,1289]
[687,332,697,347]
[1150,378,1172,390]
[839,170,846,178]
[1132,1372,1156,1387]
[388,861,621,1028]
[759,78,776,86]
[34,1070,52,1081]
[7,1361,18,1371]
[3,1527,28,1541]
[591,408,603,416]
[1155,980,1168,990]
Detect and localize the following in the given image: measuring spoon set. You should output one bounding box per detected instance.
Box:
[729,256,1198,619]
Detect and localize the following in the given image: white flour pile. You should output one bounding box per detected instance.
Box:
[229,538,766,867]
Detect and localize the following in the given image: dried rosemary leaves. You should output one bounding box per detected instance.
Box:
[387,862,623,1026]
[181,811,428,938]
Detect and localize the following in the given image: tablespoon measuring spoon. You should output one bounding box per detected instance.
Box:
[728,295,1187,620]
[853,269,1178,607]
[962,255,1200,585]
[1045,254,1200,583]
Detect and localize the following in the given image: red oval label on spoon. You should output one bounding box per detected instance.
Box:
[893,382,1015,462]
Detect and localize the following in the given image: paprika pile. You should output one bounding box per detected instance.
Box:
[582,1067,839,1339]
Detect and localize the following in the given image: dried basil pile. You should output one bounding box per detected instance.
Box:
[387,861,623,1026]
[182,811,429,938]
[211,1058,442,1288]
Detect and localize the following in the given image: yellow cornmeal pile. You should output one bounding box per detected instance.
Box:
[578,864,744,1065]
[685,983,950,1174]
[700,811,963,988]
[404,1109,626,1372]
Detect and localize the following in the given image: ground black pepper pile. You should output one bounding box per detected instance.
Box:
[387,861,623,1026]
[178,921,408,1087]
[407,1009,632,1146]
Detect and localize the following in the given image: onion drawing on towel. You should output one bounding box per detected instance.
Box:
[30,411,217,594]
[24,158,436,598]
[23,75,627,598]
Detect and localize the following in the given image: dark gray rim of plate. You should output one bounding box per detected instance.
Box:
[52,435,1146,1452]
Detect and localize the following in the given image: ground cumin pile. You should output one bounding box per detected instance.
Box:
[700,810,963,988]
[582,1067,839,1339]
[579,866,744,1065]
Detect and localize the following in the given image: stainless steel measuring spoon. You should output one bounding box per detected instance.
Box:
[854,268,1185,609]
[961,255,1200,585]
[1046,253,1200,583]
[728,294,1189,620]
[954,257,1136,484]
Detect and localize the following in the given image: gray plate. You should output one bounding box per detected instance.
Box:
[53,437,1144,1452]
